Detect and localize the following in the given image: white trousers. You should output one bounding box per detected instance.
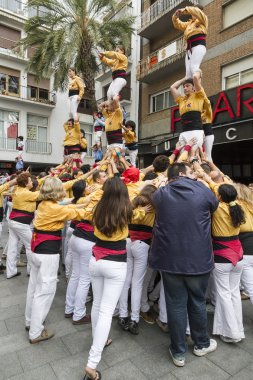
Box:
[25,252,59,339]
[126,149,138,167]
[80,152,87,161]
[204,135,214,162]
[87,256,127,369]
[69,95,80,119]
[240,255,253,305]
[95,131,103,144]
[159,278,168,323]
[213,261,245,340]
[6,220,32,278]
[65,236,94,321]
[119,240,149,322]
[185,45,206,78]
[64,226,74,278]
[107,78,126,100]
[141,267,154,313]
[179,130,204,149]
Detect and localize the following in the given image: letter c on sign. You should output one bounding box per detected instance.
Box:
[226,127,237,141]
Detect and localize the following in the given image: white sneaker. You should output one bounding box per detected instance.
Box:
[220,335,241,343]
[193,338,217,357]
[169,348,185,367]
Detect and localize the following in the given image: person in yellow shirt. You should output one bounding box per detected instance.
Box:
[99,45,128,103]
[172,5,208,80]
[122,120,138,167]
[63,115,81,156]
[80,129,88,162]
[98,97,123,148]
[170,76,205,157]
[202,94,214,161]
[68,67,85,119]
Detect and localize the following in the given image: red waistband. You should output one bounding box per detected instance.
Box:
[213,238,243,266]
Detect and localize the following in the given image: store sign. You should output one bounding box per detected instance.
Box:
[171,83,253,133]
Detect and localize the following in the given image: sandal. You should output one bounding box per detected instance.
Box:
[83,370,101,380]
[104,338,112,348]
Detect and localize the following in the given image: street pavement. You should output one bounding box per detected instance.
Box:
[1,219,253,380]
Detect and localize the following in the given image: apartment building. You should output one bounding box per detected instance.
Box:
[137,0,253,183]
[95,0,141,125]
[0,0,94,173]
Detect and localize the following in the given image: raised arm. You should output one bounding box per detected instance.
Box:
[172,9,191,32]
[184,6,208,28]
[170,78,185,102]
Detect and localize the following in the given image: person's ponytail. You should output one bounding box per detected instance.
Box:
[218,184,245,228]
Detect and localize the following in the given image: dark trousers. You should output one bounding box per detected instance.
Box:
[162,272,210,356]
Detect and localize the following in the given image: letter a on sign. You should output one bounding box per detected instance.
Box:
[213,92,235,122]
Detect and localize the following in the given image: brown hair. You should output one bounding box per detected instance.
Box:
[132,185,156,209]
[69,66,76,75]
[183,78,194,86]
[17,172,30,187]
[93,177,132,237]
[116,44,126,55]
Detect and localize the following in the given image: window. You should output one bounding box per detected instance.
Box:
[80,123,93,156]
[0,109,19,150]
[150,90,175,113]
[0,72,19,95]
[223,0,253,29]
[222,55,253,90]
[27,115,48,142]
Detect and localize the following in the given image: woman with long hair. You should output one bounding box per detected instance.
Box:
[25,177,87,344]
[84,177,132,380]
[118,184,156,335]
[235,183,253,305]
[212,184,246,343]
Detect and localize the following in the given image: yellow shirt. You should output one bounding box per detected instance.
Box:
[0,182,10,208]
[123,130,136,144]
[101,51,128,72]
[68,75,85,98]
[202,96,213,124]
[11,187,40,213]
[80,137,87,150]
[63,121,81,146]
[239,201,253,233]
[212,202,241,237]
[176,88,205,116]
[102,107,123,132]
[127,181,146,201]
[34,201,86,231]
[131,207,155,228]
[172,6,208,41]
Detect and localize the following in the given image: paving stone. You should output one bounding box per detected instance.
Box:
[50,352,107,380]
[131,344,175,379]
[46,318,78,338]
[0,330,30,356]
[60,330,93,355]
[171,357,230,380]
[5,315,26,334]
[17,337,70,371]
[0,319,8,337]
[230,367,253,380]
[208,339,252,375]
[0,352,23,380]
[0,284,12,297]
[239,329,253,354]
[0,304,23,321]
[7,364,57,380]
[102,359,148,380]
[102,332,144,367]
[132,320,168,349]
[155,374,179,380]
[0,292,26,309]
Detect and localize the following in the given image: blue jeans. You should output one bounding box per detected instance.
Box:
[162,272,210,357]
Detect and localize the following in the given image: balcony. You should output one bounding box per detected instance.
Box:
[138,0,198,39]
[0,84,56,107]
[0,36,27,61]
[137,36,185,83]
[0,0,22,15]
[0,0,49,18]
[26,140,52,154]
[0,137,17,151]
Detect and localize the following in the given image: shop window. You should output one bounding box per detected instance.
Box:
[223,0,253,29]
[150,90,175,113]
[222,55,253,90]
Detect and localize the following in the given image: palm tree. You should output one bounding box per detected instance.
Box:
[19,0,134,98]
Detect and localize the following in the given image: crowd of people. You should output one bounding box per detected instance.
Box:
[1,4,253,380]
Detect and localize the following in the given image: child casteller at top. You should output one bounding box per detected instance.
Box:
[172,5,208,80]
[99,45,128,102]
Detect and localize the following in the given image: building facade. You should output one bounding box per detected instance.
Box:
[137,0,253,183]
[95,0,141,125]
[0,0,94,173]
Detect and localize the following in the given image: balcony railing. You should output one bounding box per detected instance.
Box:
[0,84,56,106]
[137,36,185,81]
[26,140,52,154]
[0,36,26,59]
[0,137,17,151]
[0,0,49,17]
[0,0,22,14]
[139,0,198,32]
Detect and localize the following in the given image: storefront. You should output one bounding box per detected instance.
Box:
[139,83,253,183]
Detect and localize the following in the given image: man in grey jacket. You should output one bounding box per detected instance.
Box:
[149,162,219,367]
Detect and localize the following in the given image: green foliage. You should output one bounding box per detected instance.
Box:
[18,0,134,93]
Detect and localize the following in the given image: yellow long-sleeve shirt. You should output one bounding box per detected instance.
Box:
[101,51,128,72]
[212,202,241,238]
[202,96,213,124]
[11,187,40,213]
[63,121,81,146]
[33,201,87,231]
[102,107,123,132]
[176,88,205,115]
[172,6,208,41]
[239,201,253,233]
[68,75,85,98]
[131,207,155,228]
[0,182,10,208]
[123,130,137,144]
